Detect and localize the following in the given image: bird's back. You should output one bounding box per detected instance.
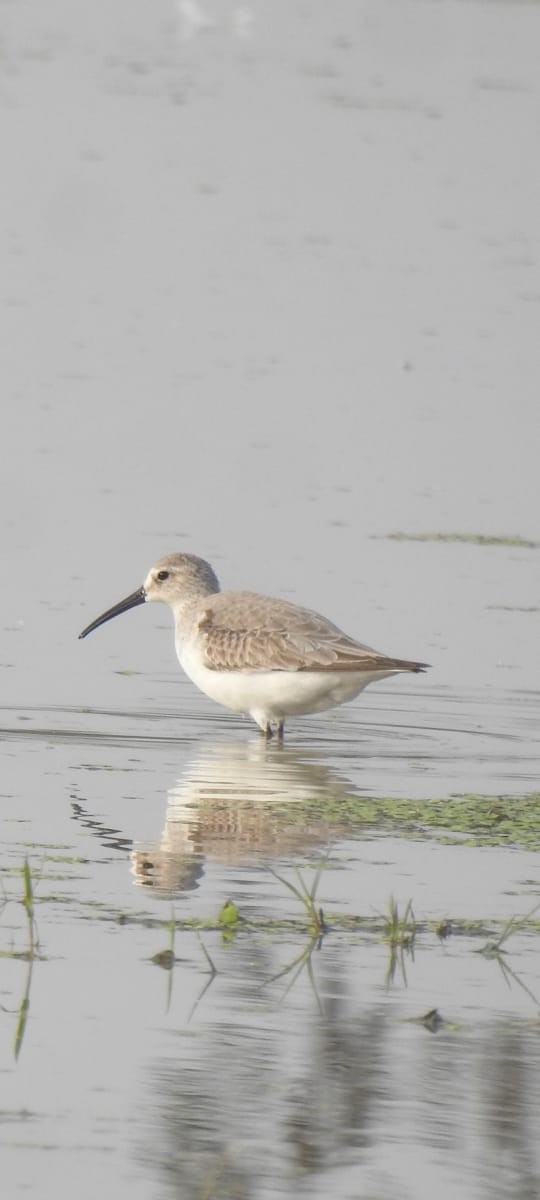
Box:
[191,590,426,675]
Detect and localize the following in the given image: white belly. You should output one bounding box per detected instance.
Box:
[178,639,396,724]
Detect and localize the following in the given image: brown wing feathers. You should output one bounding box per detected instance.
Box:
[197,597,427,675]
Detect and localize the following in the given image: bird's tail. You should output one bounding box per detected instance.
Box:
[392,658,430,673]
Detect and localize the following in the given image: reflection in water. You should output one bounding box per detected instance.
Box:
[70,799,133,854]
[131,739,358,896]
[140,978,387,1198]
[138,976,540,1200]
[477,1029,539,1199]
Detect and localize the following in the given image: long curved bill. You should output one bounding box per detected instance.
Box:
[79,586,146,639]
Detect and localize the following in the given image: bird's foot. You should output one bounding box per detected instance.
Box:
[261,719,285,742]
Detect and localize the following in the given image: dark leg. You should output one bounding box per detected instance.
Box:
[260,720,284,741]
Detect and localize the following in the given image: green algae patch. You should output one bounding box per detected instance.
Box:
[380,531,539,549]
[271,791,540,850]
[404,792,540,848]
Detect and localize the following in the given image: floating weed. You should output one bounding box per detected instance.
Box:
[487,604,540,613]
[42,854,88,866]
[218,899,240,926]
[23,859,540,1014]
[403,1009,461,1034]
[218,899,241,943]
[407,1008,446,1034]
[151,948,176,970]
[379,531,540,549]
[56,890,540,953]
[434,918,452,941]
[272,792,540,852]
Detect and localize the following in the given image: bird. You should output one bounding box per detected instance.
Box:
[79,552,428,738]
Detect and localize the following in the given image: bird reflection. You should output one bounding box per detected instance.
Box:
[131,738,358,896]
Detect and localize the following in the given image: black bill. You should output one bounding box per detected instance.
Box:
[79,586,146,639]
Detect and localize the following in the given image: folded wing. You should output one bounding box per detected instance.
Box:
[196,592,427,675]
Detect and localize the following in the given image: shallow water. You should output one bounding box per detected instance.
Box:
[2,1,540,1198]
[3,683,540,1198]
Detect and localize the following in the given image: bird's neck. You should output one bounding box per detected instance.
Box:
[171,582,219,642]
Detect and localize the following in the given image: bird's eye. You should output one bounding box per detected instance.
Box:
[156,570,170,582]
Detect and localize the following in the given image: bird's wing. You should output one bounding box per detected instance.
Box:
[195,592,417,674]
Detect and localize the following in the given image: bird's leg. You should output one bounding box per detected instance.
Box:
[259,720,284,741]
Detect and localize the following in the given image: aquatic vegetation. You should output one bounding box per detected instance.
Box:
[476,905,540,1007]
[272,791,540,851]
[479,903,540,959]
[407,1008,446,1033]
[377,895,416,989]
[263,933,323,1013]
[0,860,42,1059]
[379,895,416,948]
[151,910,177,971]
[270,861,328,938]
[381,531,539,548]
[218,898,241,929]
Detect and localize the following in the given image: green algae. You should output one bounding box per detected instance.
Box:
[381,531,539,548]
[271,791,540,850]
